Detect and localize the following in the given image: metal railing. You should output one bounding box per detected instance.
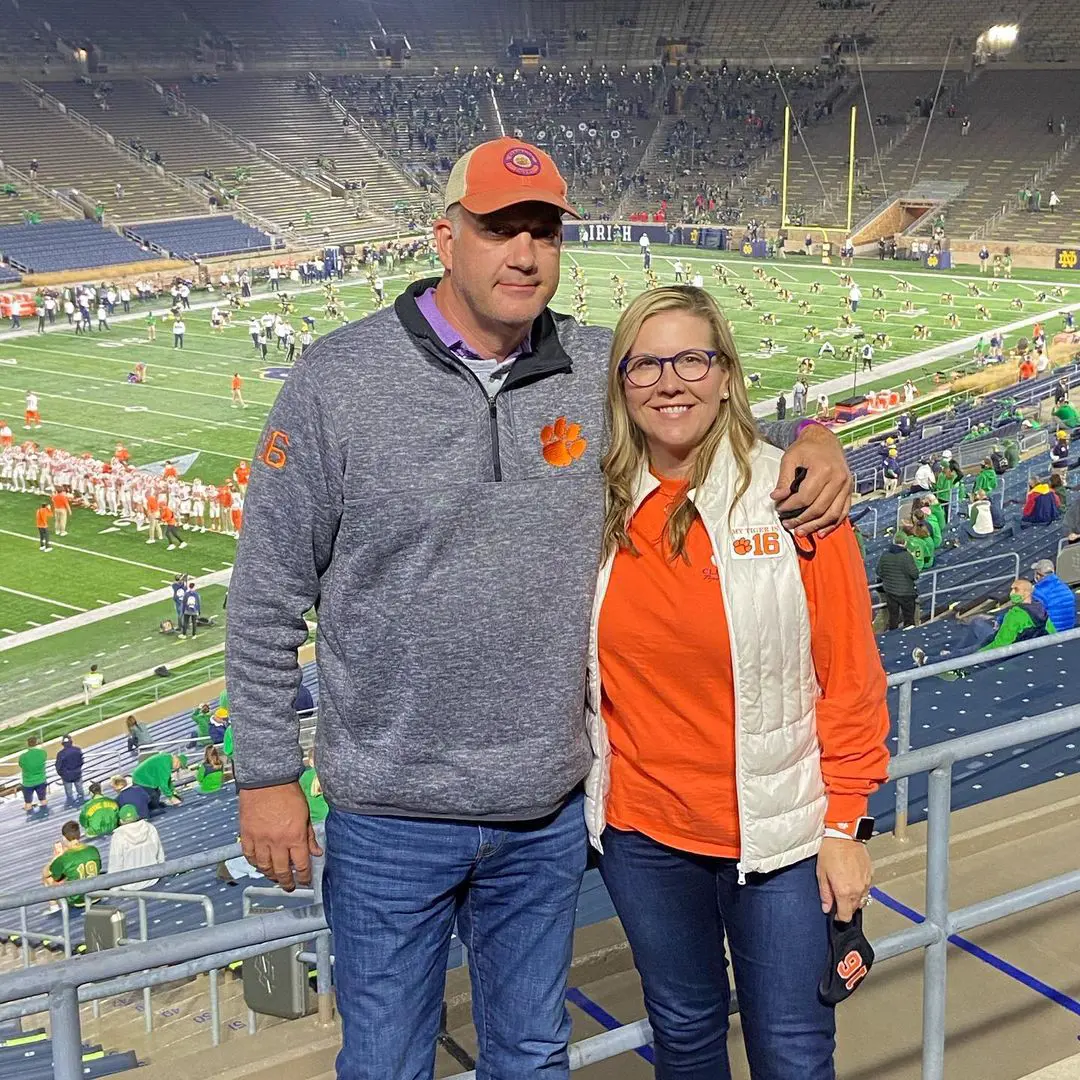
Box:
[868,550,1020,615]
[83,888,220,1043]
[2,703,1079,1079]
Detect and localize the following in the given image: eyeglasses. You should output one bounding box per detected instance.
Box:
[619,348,719,388]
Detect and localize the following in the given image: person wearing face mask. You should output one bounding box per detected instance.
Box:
[585,286,890,1079]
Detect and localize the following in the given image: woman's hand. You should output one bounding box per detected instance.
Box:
[817,837,872,922]
[772,424,853,536]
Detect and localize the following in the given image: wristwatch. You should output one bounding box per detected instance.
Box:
[824,816,875,843]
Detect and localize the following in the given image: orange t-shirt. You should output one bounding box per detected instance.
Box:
[163,465,178,479]
[52,492,70,511]
[217,486,232,508]
[145,493,159,514]
[35,507,52,528]
[234,463,249,485]
[231,376,242,391]
[160,505,176,525]
[599,480,890,859]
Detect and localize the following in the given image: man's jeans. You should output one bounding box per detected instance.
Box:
[599,827,835,1080]
[322,791,587,1080]
[62,780,85,806]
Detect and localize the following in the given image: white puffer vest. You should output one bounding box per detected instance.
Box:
[583,440,827,879]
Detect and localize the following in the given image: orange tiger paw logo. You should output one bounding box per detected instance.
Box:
[541,416,587,467]
[732,537,753,555]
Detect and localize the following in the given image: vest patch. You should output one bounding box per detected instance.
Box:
[728,526,783,559]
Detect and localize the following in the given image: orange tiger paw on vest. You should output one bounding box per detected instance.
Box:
[541,416,587,467]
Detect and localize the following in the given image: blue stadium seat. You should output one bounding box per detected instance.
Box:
[0,221,160,274]
[123,217,274,260]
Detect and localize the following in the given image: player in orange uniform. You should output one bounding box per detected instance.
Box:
[215,483,233,535]
[0,421,12,448]
[229,485,243,535]
[230,373,246,409]
[162,460,178,480]
[35,502,53,552]
[114,443,130,465]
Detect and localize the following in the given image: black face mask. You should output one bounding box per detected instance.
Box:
[818,906,875,1005]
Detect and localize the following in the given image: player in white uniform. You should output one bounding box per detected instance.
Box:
[190,479,206,532]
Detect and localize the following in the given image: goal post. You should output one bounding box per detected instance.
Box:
[780,103,859,235]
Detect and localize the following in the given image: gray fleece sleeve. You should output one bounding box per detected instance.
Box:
[756,418,804,449]
[225,355,344,789]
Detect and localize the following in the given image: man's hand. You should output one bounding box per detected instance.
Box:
[817,837,872,922]
[239,782,322,893]
[771,423,852,536]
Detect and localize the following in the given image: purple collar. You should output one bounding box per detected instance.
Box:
[415,286,531,361]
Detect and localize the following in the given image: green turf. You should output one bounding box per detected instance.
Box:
[0,246,1077,725]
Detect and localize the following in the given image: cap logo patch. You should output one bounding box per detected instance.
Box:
[503,147,541,176]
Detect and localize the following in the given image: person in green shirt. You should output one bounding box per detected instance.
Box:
[915,503,943,549]
[131,752,187,810]
[299,751,328,824]
[191,703,212,741]
[42,821,102,907]
[196,746,226,793]
[973,459,998,494]
[902,524,935,569]
[79,782,120,837]
[19,735,49,815]
[222,723,234,759]
[1002,438,1020,469]
[217,687,229,713]
[1053,401,1080,429]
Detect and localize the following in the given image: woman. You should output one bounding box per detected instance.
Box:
[196,745,225,793]
[584,287,890,1079]
[125,714,149,756]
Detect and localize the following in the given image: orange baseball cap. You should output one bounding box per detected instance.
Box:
[444,136,579,218]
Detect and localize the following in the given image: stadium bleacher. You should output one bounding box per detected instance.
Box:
[0,220,161,273]
[123,216,274,260]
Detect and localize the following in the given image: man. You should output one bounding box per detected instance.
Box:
[171,574,187,628]
[79,781,120,837]
[226,136,853,1078]
[161,503,186,550]
[231,373,246,409]
[792,378,807,417]
[56,735,85,808]
[107,804,166,887]
[776,391,786,420]
[180,581,201,638]
[910,458,936,494]
[131,752,186,810]
[849,282,861,313]
[1031,559,1077,631]
[111,774,151,820]
[913,579,1053,670]
[876,532,920,630]
[51,487,71,536]
[42,822,101,908]
[173,317,185,349]
[1022,478,1060,527]
[36,501,53,552]
[19,735,49,816]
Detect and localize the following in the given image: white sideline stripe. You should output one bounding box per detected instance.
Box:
[0,585,86,612]
[0,527,187,574]
[0,568,232,653]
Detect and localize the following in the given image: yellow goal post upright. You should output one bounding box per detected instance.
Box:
[778,103,859,260]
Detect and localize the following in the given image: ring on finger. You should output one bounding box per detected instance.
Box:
[859,893,873,908]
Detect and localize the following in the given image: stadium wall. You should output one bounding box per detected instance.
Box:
[949,240,1072,271]
[21,256,186,287]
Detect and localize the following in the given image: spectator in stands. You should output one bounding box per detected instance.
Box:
[55,735,85,808]
[877,532,920,630]
[125,714,149,755]
[882,449,900,496]
[1051,431,1071,470]
[19,735,49,817]
[1053,398,1080,429]
[111,775,150,820]
[131,752,186,810]
[196,745,226,793]
[299,749,328,825]
[208,707,230,746]
[1031,559,1077,631]
[913,579,1053,670]
[106,804,165,888]
[590,286,888,1076]
[973,459,999,495]
[79,781,119,837]
[42,822,101,911]
[901,522,936,570]
[909,457,935,494]
[1050,473,1068,510]
[1021,477,1061,527]
[227,136,855,1078]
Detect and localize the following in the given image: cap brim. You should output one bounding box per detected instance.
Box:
[456,189,580,219]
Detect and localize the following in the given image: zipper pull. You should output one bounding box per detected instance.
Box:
[737,864,747,886]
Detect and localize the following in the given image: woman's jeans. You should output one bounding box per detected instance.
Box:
[600,827,835,1080]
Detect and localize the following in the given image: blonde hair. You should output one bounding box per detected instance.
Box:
[601,286,758,560]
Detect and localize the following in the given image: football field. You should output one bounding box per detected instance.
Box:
[1,244,1078,720]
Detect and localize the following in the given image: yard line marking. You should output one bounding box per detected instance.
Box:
[0,528,185,573]
[49,614,65,620]
[96,600,112,606]
[118,592,135,599]
[772,267,799,281]
[25,620,40,627]
[1,629,15,635]
[43,669,55,675]
[17,677,30,683]
[0,585,87,612]
[138,586,156,592]
[69,660,82,666]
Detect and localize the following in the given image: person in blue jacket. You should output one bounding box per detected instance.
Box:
[1031,559,1077,631]
[180,581,201,639]
[55,735,85,808]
